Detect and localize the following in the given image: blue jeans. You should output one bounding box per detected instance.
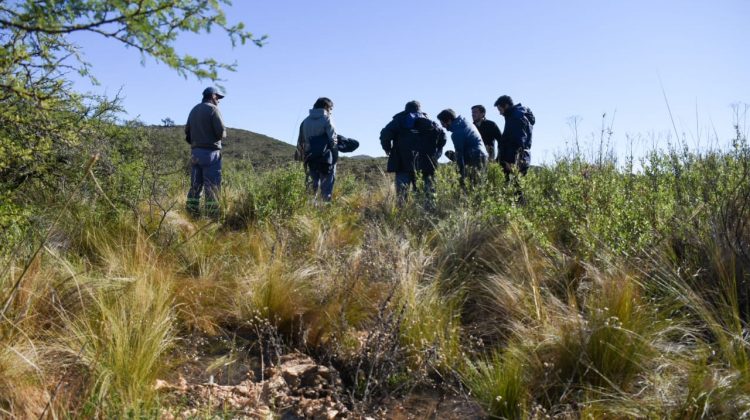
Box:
[395,171,435,207]
[309,164,336,201]
[187,148,222,217]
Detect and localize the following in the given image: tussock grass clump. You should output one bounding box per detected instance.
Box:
[0,339,47,418]
[399,276,463,372]
[3,126,750,416]
[57,272,175,416]
[461,347,528,419]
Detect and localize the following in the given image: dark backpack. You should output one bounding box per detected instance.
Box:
[305,134,333,165]
[521,107,535,149]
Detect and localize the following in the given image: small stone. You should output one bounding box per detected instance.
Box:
[160,411,176,420]
[177,375,188,392]
[233,384,251,395]
[154,379,170,391]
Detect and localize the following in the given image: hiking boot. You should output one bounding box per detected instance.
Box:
[186,198,201,219]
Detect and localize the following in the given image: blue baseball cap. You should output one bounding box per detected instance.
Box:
[202,87,225,98]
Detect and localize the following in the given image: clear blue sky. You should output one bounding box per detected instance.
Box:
[71,0,750,162]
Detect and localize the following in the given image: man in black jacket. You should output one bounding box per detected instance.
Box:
[380,100,446,206]
[471,105,502,162]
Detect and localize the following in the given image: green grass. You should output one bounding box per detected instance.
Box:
[461,347,528,419]
[58,260,175,416]
[2,123,750,417]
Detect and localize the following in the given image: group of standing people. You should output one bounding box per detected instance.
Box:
[183,87,535,217]
[379,96,535,205]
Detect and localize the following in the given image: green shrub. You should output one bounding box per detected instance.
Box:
[224,164,307,228]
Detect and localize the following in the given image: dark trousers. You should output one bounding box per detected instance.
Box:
[395,171,435,207]
[187,148,222,218]
[499,148,530,180]
[499,148,530,203]
[308,164,336,202]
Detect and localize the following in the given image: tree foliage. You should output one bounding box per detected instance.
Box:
[0,0,263,249]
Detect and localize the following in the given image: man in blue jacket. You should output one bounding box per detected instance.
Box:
[437,109,487,188]
[380,100,446,206]
[494,95,535,180]
[185,86,227,219]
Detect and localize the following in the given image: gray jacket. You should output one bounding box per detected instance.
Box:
[297,108,337,154]
[185,102,226,150]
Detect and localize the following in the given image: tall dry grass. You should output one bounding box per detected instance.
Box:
[2,130,750,417]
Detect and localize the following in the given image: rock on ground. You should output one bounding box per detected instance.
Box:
[157,352,348,419]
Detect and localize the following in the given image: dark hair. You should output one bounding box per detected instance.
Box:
[202,93,213,102]
[313,97,334,110]
[405,100,421,112]
[494,95,514,108]
[437,109,457,123]
[471,105,486,114]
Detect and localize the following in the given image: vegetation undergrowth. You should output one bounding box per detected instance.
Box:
[2,119,750,417]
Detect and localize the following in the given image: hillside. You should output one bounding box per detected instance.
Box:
[151,125,297,170]
[152,125,387,181]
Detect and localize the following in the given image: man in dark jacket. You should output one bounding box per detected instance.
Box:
[494,95,535,179]
[296,97,338,201]
[471,105,502,162]
[185,86,227,219]
[380,100,446,206]
[437,108,487,188]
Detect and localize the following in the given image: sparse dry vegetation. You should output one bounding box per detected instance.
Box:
[2,116,750,418]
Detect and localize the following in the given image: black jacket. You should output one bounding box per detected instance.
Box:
[379,111,446,174]
[475,118,502,150]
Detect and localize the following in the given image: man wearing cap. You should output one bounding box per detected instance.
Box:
[380,100,446,206]
[185,87,227,218]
